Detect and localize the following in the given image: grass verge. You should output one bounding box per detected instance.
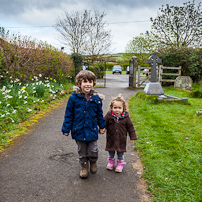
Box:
[129,84,202,201]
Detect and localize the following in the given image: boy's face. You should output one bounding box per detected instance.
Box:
[80,79,94,94]
[112,100,123,117]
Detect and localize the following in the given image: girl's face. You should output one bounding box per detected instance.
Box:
[112,100,123,117]
[80,79,94,94]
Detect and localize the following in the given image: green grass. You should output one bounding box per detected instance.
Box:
[129,84,202,202]
[106,70,127,74]
[106,70,139,74]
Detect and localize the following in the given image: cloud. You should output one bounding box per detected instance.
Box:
[0,0,201,53]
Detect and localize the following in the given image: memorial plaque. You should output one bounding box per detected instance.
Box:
[144,82,164,95]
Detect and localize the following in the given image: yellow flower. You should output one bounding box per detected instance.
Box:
[50,78,52,80]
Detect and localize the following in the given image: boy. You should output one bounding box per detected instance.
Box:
[62,70,106,179]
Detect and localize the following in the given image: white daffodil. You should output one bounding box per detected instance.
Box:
[6,95,13,99]
[27,108,32,112]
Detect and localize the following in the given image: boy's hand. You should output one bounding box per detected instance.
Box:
[99,128,105,134]
[130,140,135,144]
[63,133,69,136]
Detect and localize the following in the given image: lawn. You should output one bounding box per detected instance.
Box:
[129,84,202,201]
[105,70,139,75]
[106,70,127,74]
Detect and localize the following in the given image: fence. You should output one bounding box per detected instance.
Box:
[159,65,181,85]
[137,65,181,86]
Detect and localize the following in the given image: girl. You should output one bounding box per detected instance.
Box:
[104,94,137,173]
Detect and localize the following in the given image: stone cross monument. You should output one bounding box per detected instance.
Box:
[147,53,162,82]
[144,53,164,95]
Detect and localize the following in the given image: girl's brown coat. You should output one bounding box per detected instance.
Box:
[105,111,137,152]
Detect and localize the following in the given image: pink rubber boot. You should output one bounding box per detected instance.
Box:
[106,158,115,170]
[115,160,126,173]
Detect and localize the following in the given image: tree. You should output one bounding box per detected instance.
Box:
[54,10,112,58]
[124,33,155,66]
[55,10,90,54]
[125,33,155,54]
[83,10,112,63]
[70,53,83,76]
[150,0,202,48]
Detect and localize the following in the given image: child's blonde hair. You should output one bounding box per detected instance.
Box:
[75,70,96,87]
[109,94,128,112]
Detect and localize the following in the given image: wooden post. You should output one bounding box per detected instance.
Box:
[160,65,163,85]
[132,56,137,88]
[138,65,140,87]
[179,66,182,76]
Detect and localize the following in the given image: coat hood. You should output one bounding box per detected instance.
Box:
[73,86,105,100]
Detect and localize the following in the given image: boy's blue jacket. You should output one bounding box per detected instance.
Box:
[62,87,106,141]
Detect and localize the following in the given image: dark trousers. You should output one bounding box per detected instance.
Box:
[76,140,98,164]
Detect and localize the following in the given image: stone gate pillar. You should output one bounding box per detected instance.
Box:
[132,56,137,88]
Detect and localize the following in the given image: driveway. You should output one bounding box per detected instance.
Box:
[0,83,151,202]
[105,74,129,88]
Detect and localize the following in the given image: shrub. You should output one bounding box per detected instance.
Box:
[0,31,72,86]
[189,90,202,98]
[158,47,202,82]
[105,62,115,70]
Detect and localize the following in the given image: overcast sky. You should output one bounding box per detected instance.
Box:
[0,0,201,54]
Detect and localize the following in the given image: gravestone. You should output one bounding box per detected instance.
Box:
[143,53,164,95]
[174,76,193,89]
[146,53,162,82]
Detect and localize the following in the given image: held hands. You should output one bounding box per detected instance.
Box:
[99,128,105,134]
[63,133,69,136]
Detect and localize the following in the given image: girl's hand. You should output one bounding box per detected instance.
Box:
[99,128,105,134]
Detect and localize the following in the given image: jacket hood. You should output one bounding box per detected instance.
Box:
[106,111,129,119]
[73,86,105,100]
